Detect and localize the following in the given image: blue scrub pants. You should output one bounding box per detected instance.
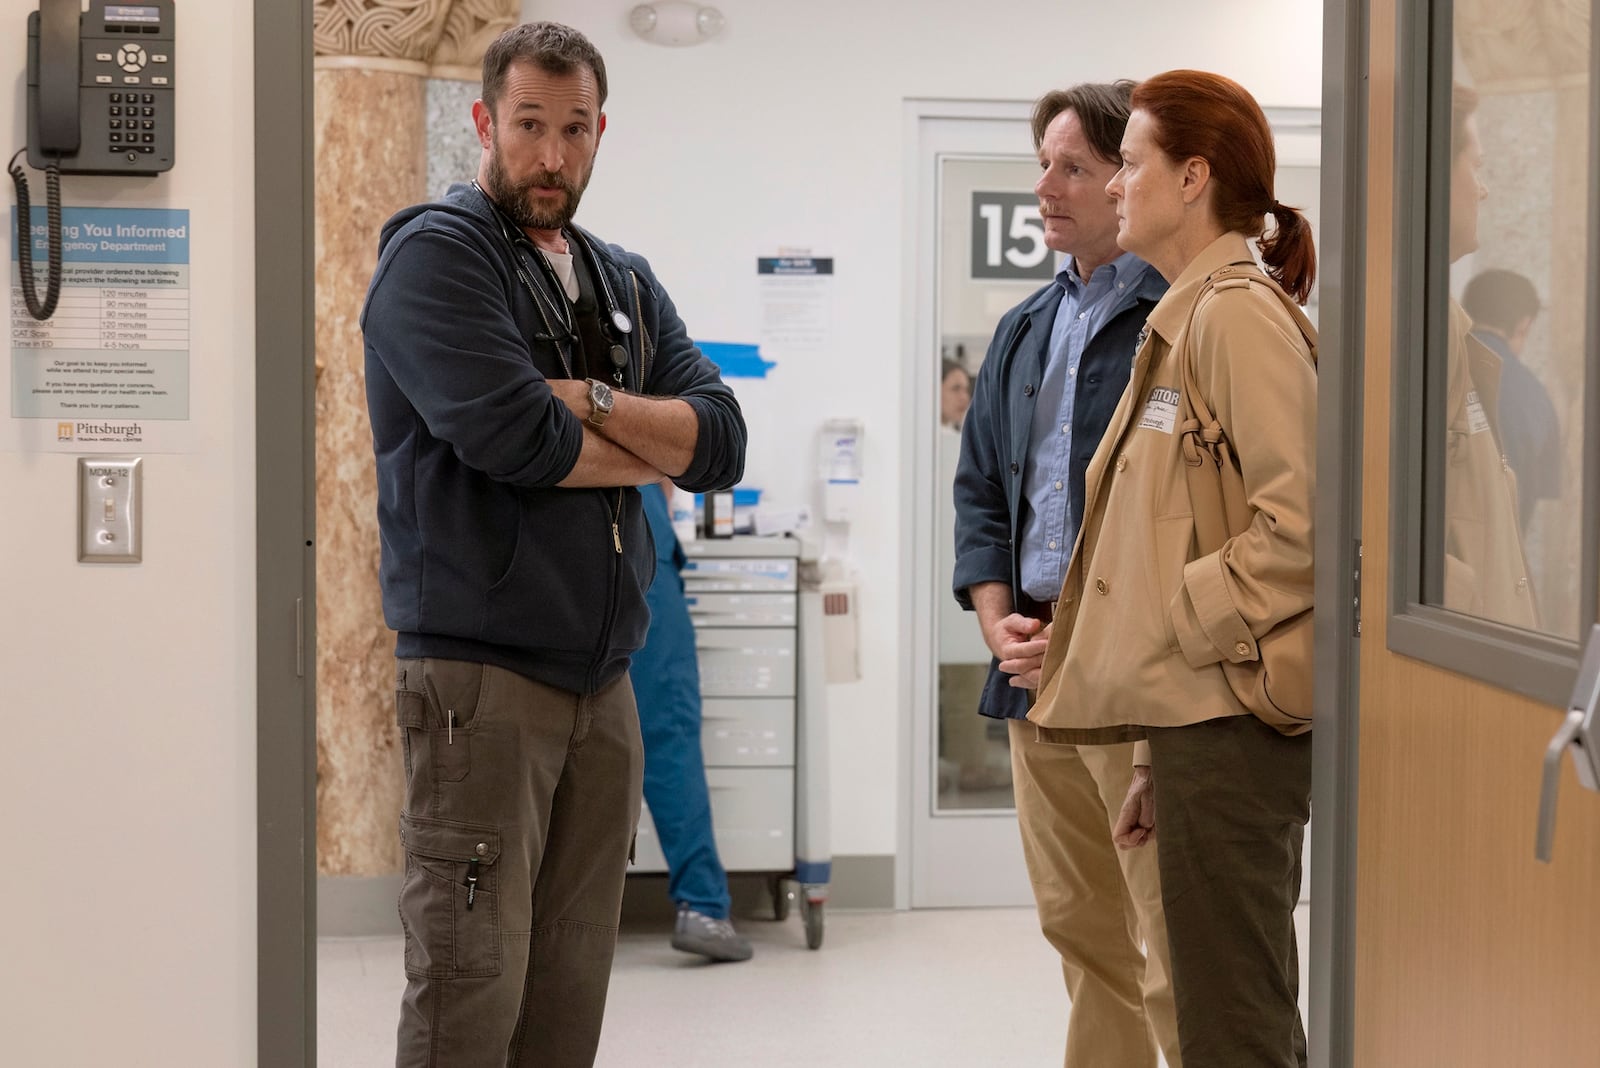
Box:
[632,549,733,920]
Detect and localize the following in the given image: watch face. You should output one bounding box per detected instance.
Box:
[590,380,614,411]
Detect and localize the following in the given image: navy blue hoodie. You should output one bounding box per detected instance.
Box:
[361,183,746,694]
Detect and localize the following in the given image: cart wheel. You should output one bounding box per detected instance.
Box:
[799,896,824,950]
[770,875,791,921]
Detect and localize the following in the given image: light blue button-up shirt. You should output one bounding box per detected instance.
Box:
[1019,251,1156,603]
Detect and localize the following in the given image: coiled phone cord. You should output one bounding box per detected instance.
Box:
[9,148,64,322]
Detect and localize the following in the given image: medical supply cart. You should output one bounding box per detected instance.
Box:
[630,535,833,949]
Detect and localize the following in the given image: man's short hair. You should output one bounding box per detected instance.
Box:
[1462,268,1541,333]
[482,21,608,117]
[1030,81,1137,163]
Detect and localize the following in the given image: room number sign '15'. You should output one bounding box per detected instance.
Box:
[970,192,1054,281]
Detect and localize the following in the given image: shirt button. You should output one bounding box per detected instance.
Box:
[1516,577,1529,593]
[1009,461,1020,474]
[1062,423,1071,434]
[1054,480,1063,491]
[1115,455,1128,472]
[1078,311,1087,320]
[1023,384,1035,397]
[1095,578,1109,595]
[1235,641,1251,657]
[1049,540,1057,550]
[1069,366,1077,377]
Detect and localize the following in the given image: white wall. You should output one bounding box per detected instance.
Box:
[0,2,258,1063]
[531,0,1323,857]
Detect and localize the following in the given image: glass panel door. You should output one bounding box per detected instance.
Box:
[909,104,1042,908]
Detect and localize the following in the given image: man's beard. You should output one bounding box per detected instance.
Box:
[484,139,589,233]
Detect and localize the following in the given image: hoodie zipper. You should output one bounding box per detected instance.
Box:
[611,488,623,554]
[590,489,628,692]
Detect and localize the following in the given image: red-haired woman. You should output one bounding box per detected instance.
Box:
[1025,70,1317,1067]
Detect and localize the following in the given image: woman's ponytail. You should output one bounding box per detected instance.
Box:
[1258,203,1316,305]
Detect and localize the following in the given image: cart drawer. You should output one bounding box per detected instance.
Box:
[686,591,797,628]
[702,698,795,766]
[708,768,795,872]
[695,628,796,697]
[683,556,798,593]
[631,768,796,875]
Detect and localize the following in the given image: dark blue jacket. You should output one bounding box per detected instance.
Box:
[952,275,1162,718]
[361,183,746,695]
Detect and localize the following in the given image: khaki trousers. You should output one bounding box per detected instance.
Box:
[393,658,644,1068]
[1010,720,1181,1068]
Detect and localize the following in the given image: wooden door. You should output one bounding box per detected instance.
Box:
[1353,0,1600,1062]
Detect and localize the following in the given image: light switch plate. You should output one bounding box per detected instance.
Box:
[78,457,142,563]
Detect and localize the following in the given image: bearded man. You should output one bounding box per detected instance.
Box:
[360,20,746,1068]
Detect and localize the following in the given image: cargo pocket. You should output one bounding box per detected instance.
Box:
[395,660,485,783]
[397,813,503,979]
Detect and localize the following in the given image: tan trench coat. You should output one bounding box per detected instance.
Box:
[1442,300,1539,629]
[1031,233,1317,742]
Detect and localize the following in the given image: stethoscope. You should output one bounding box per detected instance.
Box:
[474,181,633,377]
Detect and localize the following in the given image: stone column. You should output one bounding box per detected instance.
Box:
[311,0,516,928]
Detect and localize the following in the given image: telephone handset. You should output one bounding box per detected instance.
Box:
[10,0,176,320]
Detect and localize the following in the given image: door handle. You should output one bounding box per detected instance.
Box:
[1535,624,1600,862]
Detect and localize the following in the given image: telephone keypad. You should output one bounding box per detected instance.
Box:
[105,98,161,155]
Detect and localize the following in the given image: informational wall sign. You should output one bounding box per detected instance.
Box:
[758,251,833,357]
[7,206,191,452]
[969,192,1053,280]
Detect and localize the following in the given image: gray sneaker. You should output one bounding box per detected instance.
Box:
[671,907,753,962]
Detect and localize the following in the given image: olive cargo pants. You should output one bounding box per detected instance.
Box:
[393,658,643,1068]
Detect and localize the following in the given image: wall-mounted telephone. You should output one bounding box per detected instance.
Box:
[10,0,176,320]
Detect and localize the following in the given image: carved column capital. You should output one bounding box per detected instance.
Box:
[431,0,520,82]
[313,0,454,64]
[313,0,519,81]
[1456,0,1591,92]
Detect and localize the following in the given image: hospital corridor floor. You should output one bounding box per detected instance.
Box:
[319,898,1312,1066]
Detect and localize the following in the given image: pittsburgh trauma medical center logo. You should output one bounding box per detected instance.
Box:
[58,420,143,444]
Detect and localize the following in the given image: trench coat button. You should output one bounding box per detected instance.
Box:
[1023,384,1035,396]
[1115,455,1128,472]
[1235,641,1251,657]
[1009,461,1020,474]
[1094,578,1109,595]
[476,843,489,856]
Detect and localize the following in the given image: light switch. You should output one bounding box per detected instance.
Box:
[79,457,142,563]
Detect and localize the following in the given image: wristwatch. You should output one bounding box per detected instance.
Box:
[585,378,615,428]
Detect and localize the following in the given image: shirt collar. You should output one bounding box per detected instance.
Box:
[1057,249,1150,297]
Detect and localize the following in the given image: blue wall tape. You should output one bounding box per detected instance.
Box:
[696,340,776,379]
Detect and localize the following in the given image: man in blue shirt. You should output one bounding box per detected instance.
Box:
[1461,268,1563,533]
[952,82,1178,1067]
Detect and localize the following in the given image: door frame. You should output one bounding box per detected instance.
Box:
[1310,1,1364,1066]
[898,97,1041,911]
[255,0,317,1065]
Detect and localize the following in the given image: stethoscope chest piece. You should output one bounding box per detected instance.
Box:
[611,309,633,336]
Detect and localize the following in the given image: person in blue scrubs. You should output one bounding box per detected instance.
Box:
[634,481,753,962]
